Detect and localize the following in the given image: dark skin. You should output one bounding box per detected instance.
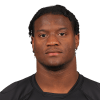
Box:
[31,14,79,94]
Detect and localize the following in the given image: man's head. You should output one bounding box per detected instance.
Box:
[28,5,79,71]
[29,5,79,39]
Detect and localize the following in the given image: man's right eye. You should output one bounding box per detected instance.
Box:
[39,34,46,37]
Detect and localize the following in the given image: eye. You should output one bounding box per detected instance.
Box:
[39,34,46,37]
[59,33,66,36]
[39,33,66,38]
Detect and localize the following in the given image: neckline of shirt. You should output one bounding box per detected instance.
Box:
[31,71,84,98]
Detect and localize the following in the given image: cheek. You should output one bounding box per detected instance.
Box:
[34,39,44,54]
[64,41,75,54]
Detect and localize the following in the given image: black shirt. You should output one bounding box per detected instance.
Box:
[0,71,100,100]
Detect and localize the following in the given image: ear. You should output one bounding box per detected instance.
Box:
[31,36,34,40]
[31,36,34,50]
[75,33,79,49]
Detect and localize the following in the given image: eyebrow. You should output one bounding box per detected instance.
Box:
[36,27,68,33]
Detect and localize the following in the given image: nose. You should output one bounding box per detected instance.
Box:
[46,34,60,46]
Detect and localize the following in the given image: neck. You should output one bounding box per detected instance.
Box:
[35,56,79,94]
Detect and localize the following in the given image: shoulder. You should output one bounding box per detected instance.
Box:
[97,82,100,89]
[81,75,100,99]
[0,74,34,100]
[82,76,100,89]
[0,75,32,93]
[0,81,19,94]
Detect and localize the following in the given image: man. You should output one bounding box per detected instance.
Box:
[0,5,100,100]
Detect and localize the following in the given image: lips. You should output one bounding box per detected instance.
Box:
[47,52,61,56]
[45,49,62,54]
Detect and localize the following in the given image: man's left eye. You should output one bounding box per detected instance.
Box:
[59,33,66,36]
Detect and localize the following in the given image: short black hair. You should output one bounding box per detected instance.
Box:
[28,4,80,38]
[28,4,80,55]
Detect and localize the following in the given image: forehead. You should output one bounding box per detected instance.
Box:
[34,14,72,30]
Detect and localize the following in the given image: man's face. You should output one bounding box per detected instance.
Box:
[32,14,79,71]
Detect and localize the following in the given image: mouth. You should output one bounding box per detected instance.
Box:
[47,52,62,56]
